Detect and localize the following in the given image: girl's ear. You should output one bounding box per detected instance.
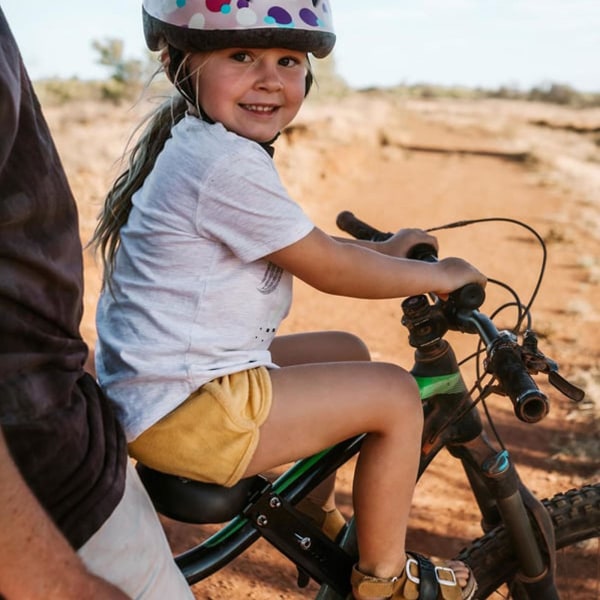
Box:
[159,47,172,81]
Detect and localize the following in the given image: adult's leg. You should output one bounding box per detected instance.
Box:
[78,462,193,600]
[244,360,423,584]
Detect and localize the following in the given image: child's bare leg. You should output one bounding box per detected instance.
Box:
[270,331,371,524]
[269,330,371,367]
[244,360,423,594]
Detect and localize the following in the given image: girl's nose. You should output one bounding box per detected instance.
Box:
[253,59,283,91]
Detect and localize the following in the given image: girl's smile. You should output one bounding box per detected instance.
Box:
[241,104,279,114]
[190,48,308,143]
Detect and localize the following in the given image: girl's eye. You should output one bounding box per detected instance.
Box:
[279,56,301,68]
[231,52,251,63]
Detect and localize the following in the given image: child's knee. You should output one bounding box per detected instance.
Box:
[373,363,420,406]
[337,331,371,361]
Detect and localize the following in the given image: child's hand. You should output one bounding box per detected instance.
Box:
[435,257,487,296]
[379,229,439,258]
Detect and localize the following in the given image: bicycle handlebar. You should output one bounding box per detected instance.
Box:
[487,336,550,422]
[458,313,549,422]
[336,210,393,242]
[336,210,550,423]
[337,212,486,311]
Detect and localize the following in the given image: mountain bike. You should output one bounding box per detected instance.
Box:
[136,212,599,599]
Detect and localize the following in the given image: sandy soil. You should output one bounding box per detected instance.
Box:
[44,90,599,598]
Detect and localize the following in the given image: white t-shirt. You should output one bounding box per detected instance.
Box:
[95,116,314,441]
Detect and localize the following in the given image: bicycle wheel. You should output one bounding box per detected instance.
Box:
[459,484,600,599]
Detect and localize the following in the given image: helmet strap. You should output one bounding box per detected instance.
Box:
[305,59,314,96]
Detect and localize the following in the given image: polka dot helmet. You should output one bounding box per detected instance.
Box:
[142,0,336,58]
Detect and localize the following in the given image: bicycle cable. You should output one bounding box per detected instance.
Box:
[425,216,547,333]
[424,217,548,448]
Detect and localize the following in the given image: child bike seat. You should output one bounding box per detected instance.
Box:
[135,463,268,524]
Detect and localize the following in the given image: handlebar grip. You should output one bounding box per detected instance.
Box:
[336,211,485,310]
[450,283,486,310]
[488,341,549,423]
[336,211,392,242]
[406,243,437,262]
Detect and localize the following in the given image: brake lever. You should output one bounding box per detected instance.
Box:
[522,331,585,403]
[548,371,586,403]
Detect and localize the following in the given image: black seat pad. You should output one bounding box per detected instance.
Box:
[136,462,266,524]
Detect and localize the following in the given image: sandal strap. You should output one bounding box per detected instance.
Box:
[403,554,439,600]
[403,553,463,600]
[351,564,405,597]
[351,554,472,600]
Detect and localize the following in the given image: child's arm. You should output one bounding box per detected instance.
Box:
[266,227,486,299]
[333,227,439,259]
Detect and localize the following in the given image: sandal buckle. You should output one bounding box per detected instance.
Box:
[435,566,458,586]
[405,557,420,584]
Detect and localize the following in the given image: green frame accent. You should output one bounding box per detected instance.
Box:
[414,372,467,399]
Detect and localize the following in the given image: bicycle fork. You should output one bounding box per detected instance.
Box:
[451,435,560,599]
[411,337,560,599]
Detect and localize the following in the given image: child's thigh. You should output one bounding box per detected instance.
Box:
[245,361,420,475]
[270,330,370,365]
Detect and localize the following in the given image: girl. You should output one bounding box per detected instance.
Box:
[94,2,484,598]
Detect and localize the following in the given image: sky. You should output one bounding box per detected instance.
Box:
[3,0,600,92]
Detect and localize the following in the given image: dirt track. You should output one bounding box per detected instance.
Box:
[46,91,599,598]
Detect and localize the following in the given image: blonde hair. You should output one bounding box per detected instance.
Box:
[92,54,198,285]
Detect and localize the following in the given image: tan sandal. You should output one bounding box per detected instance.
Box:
[296,497,347,541]
[350,552,477,600]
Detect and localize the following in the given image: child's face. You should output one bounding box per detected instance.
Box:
[190,47,308,143]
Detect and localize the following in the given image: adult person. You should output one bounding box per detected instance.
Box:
[0,8,192,598]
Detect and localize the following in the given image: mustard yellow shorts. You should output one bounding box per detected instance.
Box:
[128,367,272,487]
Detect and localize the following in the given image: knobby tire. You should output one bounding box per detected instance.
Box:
[458,484,600,599]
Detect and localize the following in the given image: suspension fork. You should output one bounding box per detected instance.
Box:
[449,435,559,598]
[412,338,559,597]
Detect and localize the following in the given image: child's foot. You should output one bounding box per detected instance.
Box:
[351,553,477,600]
[296,497,346,541]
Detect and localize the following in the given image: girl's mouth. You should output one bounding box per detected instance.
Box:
[241,104,278,114]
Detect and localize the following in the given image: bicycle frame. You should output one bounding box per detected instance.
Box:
[163,333,559,598]
[413,338,558,599]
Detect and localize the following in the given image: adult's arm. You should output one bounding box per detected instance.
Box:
[0,429,130,599]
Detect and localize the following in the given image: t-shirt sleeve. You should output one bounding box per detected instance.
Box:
[195,143,314,263]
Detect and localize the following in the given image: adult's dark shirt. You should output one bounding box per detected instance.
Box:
[0,8,126,549]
